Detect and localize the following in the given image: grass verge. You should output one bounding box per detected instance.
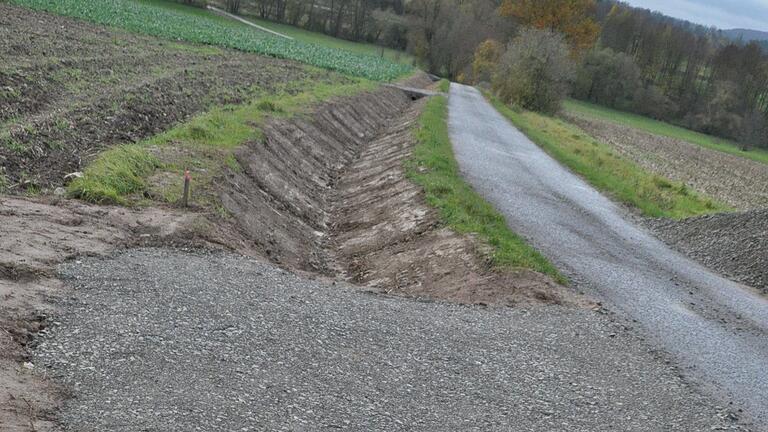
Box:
[564,99,768,165]
[69,77,376,205]
[10,0,411,81]
[438,79,450,93]
[491,97,730,219]
[407,96,567,284]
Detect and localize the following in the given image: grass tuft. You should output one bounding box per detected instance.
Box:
[68,145,161,204]
[407,96,566,283]
[438,79,450,93]
[490,97,731,219]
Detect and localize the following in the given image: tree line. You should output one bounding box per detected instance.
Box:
[408,0,768,150]
[185,0,767,149]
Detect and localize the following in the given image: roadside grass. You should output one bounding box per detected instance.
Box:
[69,77,376,205]
[438,79,450,93]
[10,0,412,81]
[564,99,768,165]
[406,96,567,283]
[491,98,730,219]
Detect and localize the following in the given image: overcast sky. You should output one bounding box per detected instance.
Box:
[624,0,768,31]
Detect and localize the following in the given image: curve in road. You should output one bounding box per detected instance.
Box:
[447,83,768,429]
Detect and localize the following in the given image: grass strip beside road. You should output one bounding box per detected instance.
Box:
[564,99,768,166]
[10,0,411,81]
[407,96,567,284]
[491,97,730,219]
[69,77,376,205]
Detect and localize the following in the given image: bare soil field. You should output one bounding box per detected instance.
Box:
[0,3,336,192]
[567,114,768,211]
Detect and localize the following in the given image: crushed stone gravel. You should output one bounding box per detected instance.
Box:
[646,209,768,295]
[32,248,748,431]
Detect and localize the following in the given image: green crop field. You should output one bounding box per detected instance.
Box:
[232,11,413,66]
[564,99,768,165]
[9,0,413,81]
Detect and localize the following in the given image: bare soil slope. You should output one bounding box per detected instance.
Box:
[0,3,334,191]
[567,114,768,211]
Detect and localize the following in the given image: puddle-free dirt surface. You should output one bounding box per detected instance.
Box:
[0,3,343,192]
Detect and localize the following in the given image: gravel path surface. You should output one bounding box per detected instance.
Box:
[33,249,745,431]
[448,83,768,429]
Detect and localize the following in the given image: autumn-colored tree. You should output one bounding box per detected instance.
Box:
[472,39,503,83]
[498,0,600,53]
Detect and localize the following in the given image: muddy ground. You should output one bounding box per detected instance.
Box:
[0,3,343,192]
[567,114,768,211]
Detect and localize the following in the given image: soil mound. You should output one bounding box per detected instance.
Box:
[647,210,768,294]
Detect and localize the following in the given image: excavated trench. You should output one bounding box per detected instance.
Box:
[217,75,579,306]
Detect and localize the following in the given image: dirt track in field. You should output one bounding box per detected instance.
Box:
[566,114,768,211]
[0,3,342,192]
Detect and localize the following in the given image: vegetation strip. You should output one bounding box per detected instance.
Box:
[407,96,566,283]
[9,0,411,81]
[70,78,376,205]
[489,97,730,220]
[565,100,768,166]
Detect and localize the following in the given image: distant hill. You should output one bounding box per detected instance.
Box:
[723,28,768,43]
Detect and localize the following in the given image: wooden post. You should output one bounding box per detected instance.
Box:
[182,169,191,208]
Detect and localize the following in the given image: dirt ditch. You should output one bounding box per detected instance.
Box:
[0,3,342,192]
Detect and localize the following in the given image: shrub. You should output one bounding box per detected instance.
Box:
[492,28,574,114]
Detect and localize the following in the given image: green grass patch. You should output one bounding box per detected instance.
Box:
[491,97,730,219]
[10,0,412,81]
[564,99,768,165]
[407,96,566,283]
[68,145,161,204]
[69,77,376,205]
[438,79,450,93]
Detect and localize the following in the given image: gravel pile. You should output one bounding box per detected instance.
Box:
[647,209,768,294]
[32,248,746,431]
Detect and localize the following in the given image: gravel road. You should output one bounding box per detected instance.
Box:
[447,83,768,429]
[33,249,744,431]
